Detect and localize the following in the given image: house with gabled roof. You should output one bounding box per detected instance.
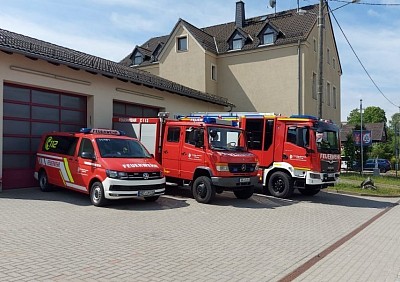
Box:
[121,1,342,123]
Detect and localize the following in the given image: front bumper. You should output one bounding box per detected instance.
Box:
[211,176,259,189]
[102,177,166,199]
[305,171,339,186]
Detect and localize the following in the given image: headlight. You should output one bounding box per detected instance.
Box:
[215,163,229,172]
[254,162,259,171]
[310,173,321,179]
[106,170,128,179]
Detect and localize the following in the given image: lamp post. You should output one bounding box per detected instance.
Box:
[317,0,324,119]
[360,99,363,174]
[316,0,360,119]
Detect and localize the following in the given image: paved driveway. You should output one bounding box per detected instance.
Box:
[0,187,399,281]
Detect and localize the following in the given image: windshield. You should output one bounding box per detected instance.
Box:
[315,130,340,154]
[96,138,152,158]
[208,127,246,151]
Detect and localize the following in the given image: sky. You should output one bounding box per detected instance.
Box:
[0,0,399,122]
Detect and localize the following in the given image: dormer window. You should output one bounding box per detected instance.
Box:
[133,52,143,65]
[263,32,274,45]
[259,26,277,45]
[232,34,243,50]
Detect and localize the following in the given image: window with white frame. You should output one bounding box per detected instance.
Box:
[333,86,337,109]
[211,64,217,81]
[312,72,317,100]
[133,53,143,65]
[177,36,188,52]
[327,82,331,106]
[232,34,243,50]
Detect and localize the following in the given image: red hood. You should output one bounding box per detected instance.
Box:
[99,158,162,171]
[213,151,257,163]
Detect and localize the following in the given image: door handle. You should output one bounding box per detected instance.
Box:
[181,152,187,156]
[163,150,168,154]
[283,154,288,159]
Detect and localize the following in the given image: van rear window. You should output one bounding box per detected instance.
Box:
[42,135,79,156]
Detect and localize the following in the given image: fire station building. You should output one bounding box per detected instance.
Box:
[0,28,232,190]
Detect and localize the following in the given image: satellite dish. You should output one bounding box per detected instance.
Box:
[269,0,276,8]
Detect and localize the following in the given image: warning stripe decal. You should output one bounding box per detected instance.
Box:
[63,158,74,183]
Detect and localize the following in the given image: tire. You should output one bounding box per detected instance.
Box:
[144,196,160,202]
[192,176,216,204]
[90,181,108,207]
[267,171,294,198]
[298,189,320,196]
[234,186,254,199]
[39,171,52,192]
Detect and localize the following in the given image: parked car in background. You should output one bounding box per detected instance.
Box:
[363,159,391,173]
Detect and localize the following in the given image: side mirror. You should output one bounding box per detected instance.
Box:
[81,151,96,160]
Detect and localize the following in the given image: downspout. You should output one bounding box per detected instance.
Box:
[297,39,302,115]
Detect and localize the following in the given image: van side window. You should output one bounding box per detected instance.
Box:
[42,135,78,156]
[79,138,95,157]
[167,127,180,142]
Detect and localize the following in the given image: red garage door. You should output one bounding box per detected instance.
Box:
[2,84,87,189]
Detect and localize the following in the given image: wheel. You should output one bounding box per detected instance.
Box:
[298,189,320,196]
[39,171,52,192]
[192,176,216,204]
[267,171,294,198]
[144,196,160,202]
[234,186,254,199]
[90,181,108,207]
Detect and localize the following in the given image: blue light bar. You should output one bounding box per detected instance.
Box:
[203,117,216,124]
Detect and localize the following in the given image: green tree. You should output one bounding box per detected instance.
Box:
[347,108,361,124]
[389,112,400,130]
[347,106,387,125]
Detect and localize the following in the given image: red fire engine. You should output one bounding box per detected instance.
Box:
[113,113,259,204]
[184,112,341,198]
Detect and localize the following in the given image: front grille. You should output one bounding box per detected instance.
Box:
[228,163,256,173]
[110,183,165,192]
[125,171,162,180]
[321,161,339,173]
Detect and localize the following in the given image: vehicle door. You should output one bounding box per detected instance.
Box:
[162,125,182,178]
[68,137,97,193]
[283,126,311,170]
[179,126,205,180]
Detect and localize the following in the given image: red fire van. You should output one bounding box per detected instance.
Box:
[34,128,165,206]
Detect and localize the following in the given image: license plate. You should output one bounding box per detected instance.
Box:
[139,190,155,197]
[328,173,335,178]
[240,177,250,183]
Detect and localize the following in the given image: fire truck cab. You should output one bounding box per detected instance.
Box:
[187,113,341,198]
[113,113,259,204]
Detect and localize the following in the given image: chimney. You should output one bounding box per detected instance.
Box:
[235,1,245,28]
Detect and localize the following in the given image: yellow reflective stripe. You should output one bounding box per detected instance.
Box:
[294,167,311,171]
[63,158,74,183]
[59,170,66,186]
